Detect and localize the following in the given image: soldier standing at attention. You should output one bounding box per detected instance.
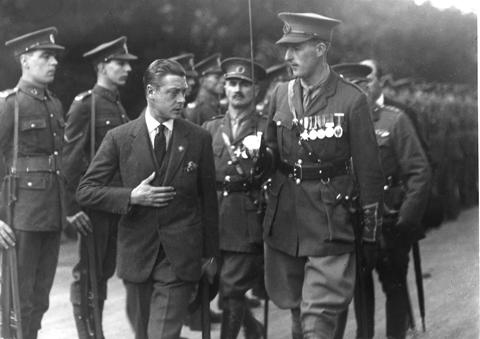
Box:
[203,58,268,339]
[332,63,431,339]
[62,36,137,338]
[262,13,384,339]
[0,27,66,339]
[184,53,225,125]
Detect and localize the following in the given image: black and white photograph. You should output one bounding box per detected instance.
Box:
[0,0,477,338]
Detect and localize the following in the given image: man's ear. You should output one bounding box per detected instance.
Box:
[146,84,155,98]
[315,42,328,57]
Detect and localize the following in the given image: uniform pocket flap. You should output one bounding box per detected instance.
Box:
[20,117,47,131]
[96,117,120,127]
[18,176,48,190]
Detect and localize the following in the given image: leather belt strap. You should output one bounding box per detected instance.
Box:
[16,155,59,172]
[216,180,258,193]
[279,160,349,181]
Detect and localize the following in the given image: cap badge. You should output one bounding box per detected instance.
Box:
[49,34,55,43]
[283,23,292,35]
[236,66,245,74]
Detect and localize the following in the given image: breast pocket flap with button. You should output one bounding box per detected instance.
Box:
[20,117,47,131]
[18,176,48,190]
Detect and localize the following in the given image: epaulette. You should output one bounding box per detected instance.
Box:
[0,88,17,100]
[206,115,224,122]
[383,104,404,115]
[74,89,92,102]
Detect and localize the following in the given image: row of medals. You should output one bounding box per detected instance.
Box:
[298,113,345,141]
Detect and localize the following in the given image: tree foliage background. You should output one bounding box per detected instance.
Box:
[0,0,476,116]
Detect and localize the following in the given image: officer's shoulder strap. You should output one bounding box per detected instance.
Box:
[74,89,93,102]
[0,88,17,101]
[383,104,405,116]
[206,115,224,122]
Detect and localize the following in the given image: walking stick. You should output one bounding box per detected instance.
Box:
[412,241,426,331]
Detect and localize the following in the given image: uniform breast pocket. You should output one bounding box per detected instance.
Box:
[18,175,48,190]
[19,117,49,149]
[20,117,48,132]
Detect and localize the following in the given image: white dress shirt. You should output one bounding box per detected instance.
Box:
[145,107,174,149]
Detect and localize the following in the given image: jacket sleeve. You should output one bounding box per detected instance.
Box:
[76,130,132,215]
[393,113,432,227]
[198,132,220,258]
[62,100,90,216]
[348,94,385,241]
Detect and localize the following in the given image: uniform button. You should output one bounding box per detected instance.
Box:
[106,120,111,125]
[54,151,59,156]
[50,114,54,118]
[56,170,61,175]
[53,132,57,136]
[121,115,126,119]
[30,123,36,128]
[276,121,281,126]
[27,182,33,187]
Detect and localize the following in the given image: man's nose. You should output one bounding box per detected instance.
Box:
[284,48,293,62]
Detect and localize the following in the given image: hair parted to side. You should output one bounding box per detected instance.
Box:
[143,59,186,92]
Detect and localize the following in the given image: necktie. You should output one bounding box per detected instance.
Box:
[154,125,166,165]
[303,87,311,111]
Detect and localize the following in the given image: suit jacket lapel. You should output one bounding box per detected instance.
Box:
[129,113,158,178]
[162,119,189,185]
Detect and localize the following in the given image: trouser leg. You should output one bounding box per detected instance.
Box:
[291,307,302,339]
[16,231,60,339]
[377,242,412,339]
[265,245,304,339]
[301,252,356,339]
[220,297,246,339]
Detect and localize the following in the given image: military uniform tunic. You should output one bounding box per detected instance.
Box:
[0,79,66,337]
[63,84,129,215]
[263,72,384,257]
[203,111,266,252]
[351,103,431,339]
[63,84,129,308]
[0,79,65,231]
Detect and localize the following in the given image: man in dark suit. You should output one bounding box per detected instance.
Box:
[77,59,219,339]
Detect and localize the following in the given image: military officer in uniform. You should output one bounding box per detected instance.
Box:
[62,36,137,338]
[184,53,225,125]
[203,58,268,339]
[0,27,66,339]
[332,63,431,339]
[262,13,384,339]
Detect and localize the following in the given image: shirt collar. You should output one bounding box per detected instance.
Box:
[145,106,173,134]
[376,93,385,106]
[300,66,331,94]
[93,84,119,102]
[17,79,48,100]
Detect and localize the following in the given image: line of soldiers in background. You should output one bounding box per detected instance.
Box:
[382,77,478,220]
